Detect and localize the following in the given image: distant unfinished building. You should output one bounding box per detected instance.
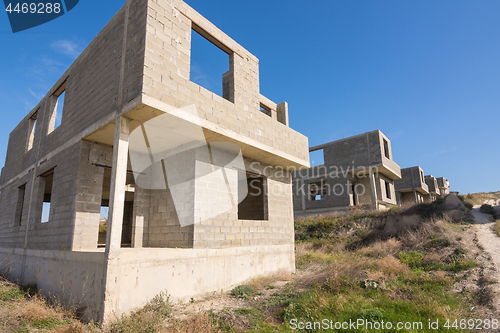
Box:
[424,175,440,202]
[394,166,429,205]
[292,130,401,217]
[437,177,450,196]
[0,0,309,323]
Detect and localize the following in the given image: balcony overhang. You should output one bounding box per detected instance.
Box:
[348,162,401,180]
[84,100,309,170]
[397,187,430,195]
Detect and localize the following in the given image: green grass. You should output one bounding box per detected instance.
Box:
[246,268,469,333]
[231,285,256,299]
[0,283,25,301]
[423,238,451,248]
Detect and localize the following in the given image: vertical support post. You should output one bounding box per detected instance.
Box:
[277,101,289,126]
[369,167,378,210]
[105,116,130,254]
[410,168,417,204]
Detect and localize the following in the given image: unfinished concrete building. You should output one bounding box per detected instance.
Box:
[0,0,309,323]
[424,175,440,202]
[394,166,429,205]
[292,130,401,217]
[437,177,450,196]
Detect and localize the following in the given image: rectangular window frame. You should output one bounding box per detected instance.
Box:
[385,180,391,199]
[309,180,327,201]
[383,138,390,159]
[238,171,268,221]
[48,81,67,134]
[39,168,55,223]
[26,110,38,151]
[15,184,27,226]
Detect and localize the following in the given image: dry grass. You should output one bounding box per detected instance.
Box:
[358,238,401,258]
[373,255,409,277]
[21,295,65,322]
[166,313,223,333]
[494,220,500,237]
[247,270,292,291]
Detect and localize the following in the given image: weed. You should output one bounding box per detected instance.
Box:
[360,307,385,321]
[109,291,172,333]
[453,247,467,256]
[230,285,255,299]
[399,251,424,269]
[423,238,451,248]
[0,284,25,301]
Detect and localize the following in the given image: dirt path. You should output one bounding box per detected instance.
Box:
[472,207,500,317]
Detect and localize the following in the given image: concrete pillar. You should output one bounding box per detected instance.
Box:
[410,168,417,204]
[277,102,289,126]
[369,167,378,210]
[105,116,130,254]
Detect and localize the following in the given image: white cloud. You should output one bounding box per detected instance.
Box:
[28,88,43,100]
[422,146,458,158]
[51,40,82,59]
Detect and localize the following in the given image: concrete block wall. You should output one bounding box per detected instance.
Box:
[293,130,400,214]
[376,173,397,206]
[0,142,82,251]
[141,0,308,163]
[25,143,81,250]
[425,175,439,194]
[193,158,293,249]
[437,177,450,196]
[0,0,308,323]
[1,0,146,185]
[72,142,110,251]
[394,166,428,193]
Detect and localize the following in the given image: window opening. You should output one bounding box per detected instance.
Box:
[238,172,267,220]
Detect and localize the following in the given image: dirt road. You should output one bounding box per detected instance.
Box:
[472,207,500,317]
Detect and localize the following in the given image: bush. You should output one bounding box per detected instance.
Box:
[480,204,495,215]
[464,202,473,210]
[231,285,256,299]
[423,238,450,248]
[109,291,172,333]
[399,251,424,269]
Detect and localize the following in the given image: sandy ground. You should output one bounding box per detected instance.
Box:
[471,206,500,321]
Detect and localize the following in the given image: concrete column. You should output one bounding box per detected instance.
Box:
[369,167,378,210]
[277,102,289,126]
[410,168,417,204]
[105,116,130,254]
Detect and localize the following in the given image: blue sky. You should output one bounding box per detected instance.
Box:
[1,0,499,194]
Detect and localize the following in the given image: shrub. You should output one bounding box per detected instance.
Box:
[360,307,385,321]
[464,202,473,210]
[480,204,495,215]
[231,285,256,299]
[423,238,451,248]
[0,283,25,301]
[398,251,424,269]
[109,291,171,333]
[494,220,500,237]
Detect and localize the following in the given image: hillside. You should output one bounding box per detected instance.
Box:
[1,195,499,332]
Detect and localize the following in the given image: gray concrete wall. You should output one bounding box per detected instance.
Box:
[102,244,294,323]
[0,247,106,321]
[292,130,400,215]
[0,0,308,324]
